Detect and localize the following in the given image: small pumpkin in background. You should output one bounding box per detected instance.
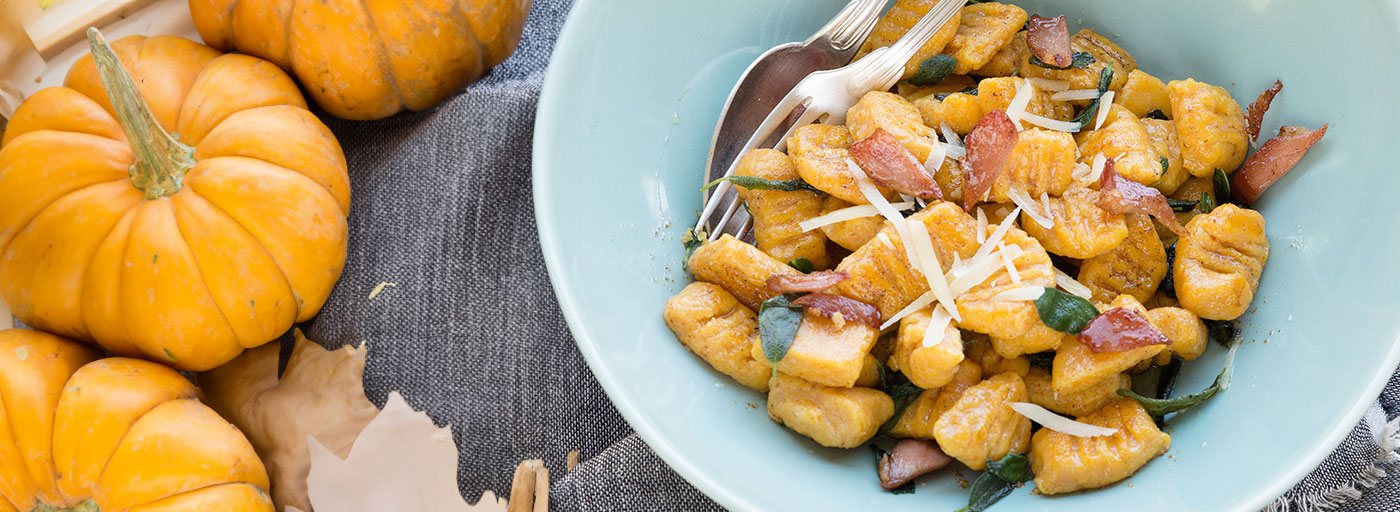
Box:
[0,29,349,371]
[0,329,273,511]
[189,0,532,120]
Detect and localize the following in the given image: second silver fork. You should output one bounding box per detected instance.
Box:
[698,0,968,242]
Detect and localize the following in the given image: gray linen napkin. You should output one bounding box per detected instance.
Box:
[304,0,1400,510]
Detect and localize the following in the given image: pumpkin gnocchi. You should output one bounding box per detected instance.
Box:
[663,3,1317,503]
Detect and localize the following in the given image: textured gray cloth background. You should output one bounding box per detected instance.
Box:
[303,0,1400,510]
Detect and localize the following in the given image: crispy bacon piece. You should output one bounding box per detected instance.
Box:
[1096,157,1187,235]
[962,110,1019,211]
[849,129,944,199]
[1078,307,1170,353]
[766,271,849,293]
[1231,124,1328,204]
[1245,80,1284,142]
[1027,15,1073,68]
[878,439,953,490]
[790,293,881,328]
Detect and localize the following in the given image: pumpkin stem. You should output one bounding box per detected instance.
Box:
[86,28,194,200]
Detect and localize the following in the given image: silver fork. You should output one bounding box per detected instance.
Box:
[697,0,968,242]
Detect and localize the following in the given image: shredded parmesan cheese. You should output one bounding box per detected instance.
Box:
[940,123,963,148]
[947,250,1008,297]
[924,136,949,174]
[1093,91,1116,130]
[1089,153,1107,183]
[976,208,989,244]
[1004,79,1035,130]
[920,305,955,348]
[997,242,1022,284]
[1026,77,1071,92]
[990,285,1046,302]
[906,217,961,321]
[1071,162,1094,185]
[847,159,920,270]
[1053,267,1093,299]
[971,206,1022,264]
[1040,192,1053,218]
[1006,186,1053,229]
[1010,402,1119,437]
[881,291,935,330]
[799,202,915,232]
[1019,111,1083,133]
[1050,88,1103,101]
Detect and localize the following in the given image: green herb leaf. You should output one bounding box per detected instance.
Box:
[878,369,924,434]
[1027,351,1055,371]
[1118,349,1233,417]
[959,454,1033,512]
[1198,191,1216,213]
[681,227,707,272]
[870,445,917,495]
[934,86,980,101]
[1097,66,1114,93]
[1144,109,1169,120]
[1071,68,1114,129]
[1028,51,1095,70]
[1034,287,1100,334]
[703,175,820,193]
[1160,156,1170,176]
[909,54,958,86]
[1150,357,1184,425]
[787,258,815,273]
[1205,319,1239,347]
[1167,199,1199,212]
[1160,241,1177,297]
[758,294,804,379]
[1212,169,1232,204]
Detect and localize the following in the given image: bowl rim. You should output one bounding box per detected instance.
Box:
[531,1,1400,509]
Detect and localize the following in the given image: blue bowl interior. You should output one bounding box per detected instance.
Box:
[534,1,1400,510]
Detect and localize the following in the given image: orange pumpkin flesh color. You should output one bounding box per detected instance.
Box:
[188,0,532,120]
[0,29,350,372]
[0,329,273,512]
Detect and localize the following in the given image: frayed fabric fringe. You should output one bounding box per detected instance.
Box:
[1264,412,1400,512]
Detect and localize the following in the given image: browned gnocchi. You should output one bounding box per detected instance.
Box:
[665,2,1315,503]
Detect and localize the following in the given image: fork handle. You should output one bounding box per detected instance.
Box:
[807,0,888,55]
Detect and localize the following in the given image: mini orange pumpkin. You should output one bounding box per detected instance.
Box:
[0,328,273,511]
[189,0,532,120]
[0,30,349,371]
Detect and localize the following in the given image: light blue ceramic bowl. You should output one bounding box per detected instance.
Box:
[534,1,1400,509]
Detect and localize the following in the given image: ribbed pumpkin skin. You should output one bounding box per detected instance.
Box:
[0,35,350,371]
[0,329,273,512]
[189,0,532,120]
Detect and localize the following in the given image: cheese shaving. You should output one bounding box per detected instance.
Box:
[1040,192,1054,218]
[1026,77,1071,92]
[940,123,963,148]
[947,249,1009,297]
[881,291,935,330]
[1009,402,1119,437]
[920,305,955,348]
[971,206,1022,264]
[989,285,1046,302]
[1053,267,1094,299]
[1050,89,1102,101]
[976,208,989,244]
[906,217,961,322]
[924,136,948,174]
[1089,153,1107,183]
[1019,111,1083,133]
[847,159,919,270]
[1093,91,1116,130]
[1004,79,1035,130]
[799,202,916,232]
[998,242,1022,284]
[1071,162,1094,185]
[1006,186,1053,229]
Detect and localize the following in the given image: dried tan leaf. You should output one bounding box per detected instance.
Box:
[199,330,380,512]
[306,392,510,512]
